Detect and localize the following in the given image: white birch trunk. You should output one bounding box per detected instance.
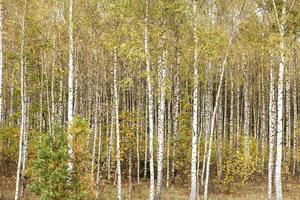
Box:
[273,0,287,199]
[67,0,75,179]
[91,88,99,178]
[107,107,114,180]
[203,3,245,197]
[113,47,122,200]
[190,1,199,199]
[144,0,155,198]
[9,74,14,126]
[236,83,241,149]
[217,89,223,180]
[136,100,140,184]
[268,53,276,200]
[261,75,267,165]
[243,63,250,156]
[292,72,298,175]
[128,147,132,199]
[95,103,102,199]
[166,101,171,188]
[285,66,291,163]
[229,70,234,157]
[144,97,148,180]
[15,1,27,198]
[171,34,180,184]
[156,47,166,200]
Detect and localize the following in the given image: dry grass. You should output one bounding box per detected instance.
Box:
[98,180,300,200]
[1,177,300,200]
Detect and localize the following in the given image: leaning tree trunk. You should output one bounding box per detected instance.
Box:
[15,1,27,199]
[203,3,245,198]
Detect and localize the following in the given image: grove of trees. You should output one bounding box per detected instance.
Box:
[0,0,299,200]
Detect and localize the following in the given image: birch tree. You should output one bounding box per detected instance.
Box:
[15,1,27,199]
[156,45,166,200]
[144,0,155,199]
[268,53,276,200]
[67,0,75,179]
[190,0,199,199]
[113,47,122,200]
[272,0,287,199]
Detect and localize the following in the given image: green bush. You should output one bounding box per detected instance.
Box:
[28,126,87,200]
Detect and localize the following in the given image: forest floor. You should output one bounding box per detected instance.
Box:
[1,177,300,200]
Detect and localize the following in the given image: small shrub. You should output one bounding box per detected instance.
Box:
[222,151,264,193]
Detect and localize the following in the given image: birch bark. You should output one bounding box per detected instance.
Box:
[268,53,276,200]
[144,1,155,198]
[113,47,122,200]
[190,0,199,199]
[15,1,27,199]
[272,1,287,199]
[67,0,75,179]
[156,47,166,200]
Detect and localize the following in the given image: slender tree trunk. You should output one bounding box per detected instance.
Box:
[261,74,267,165]
[285,65,291,164]
[144,97,148,181]
[156,47,166,200]
[136,99,140,184]
[243,62,250,156]
[217,88,223,180]
[67,0,75,180]
[223,78,227,144]
[91,88,99,178]
[166,101,171,188]
[268,53,276,200]
[236,83,241,150]
[229,70,234,158]
[95,103,102,199]
[51,40,55,128]
[113,47,122,200]
[171,32,180,184]
[190,1,199,199]
[107,107,114,180]
[9,74,14,126]
[128,146,132,199]
[293,69,299,176]
[144,1,155,198]
[15,1,27,199]
[273,1,287,198]
[20,62,28,197]
[203,3,245,196]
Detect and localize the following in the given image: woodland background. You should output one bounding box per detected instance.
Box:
[0,0,299,200]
